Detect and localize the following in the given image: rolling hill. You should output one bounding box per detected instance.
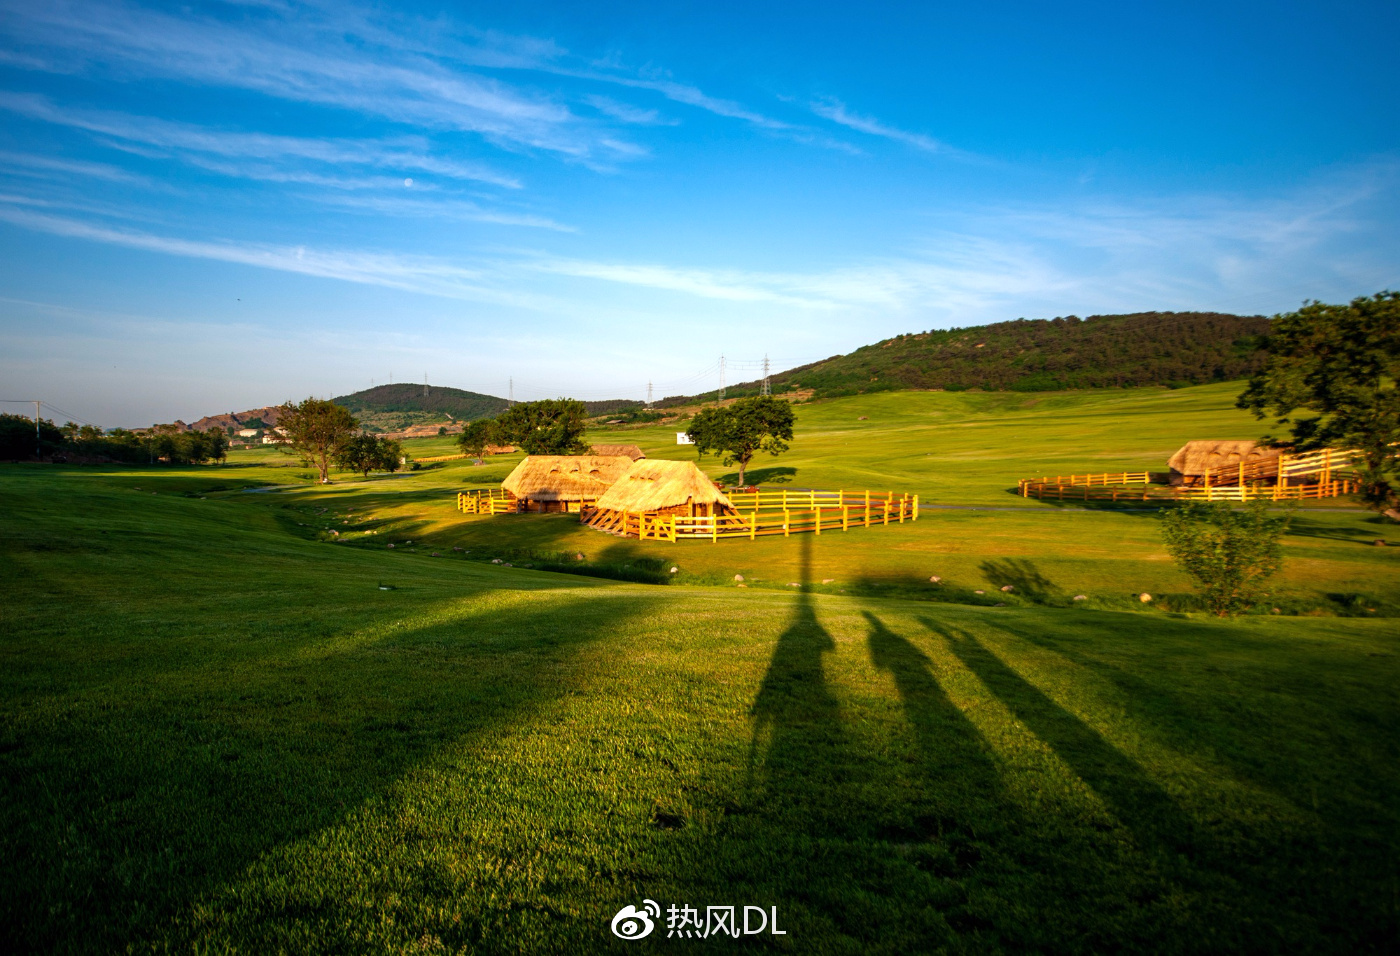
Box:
[660,311,1271,404]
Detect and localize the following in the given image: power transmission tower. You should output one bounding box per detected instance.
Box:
[34,400,41,458]
[646,381,653,407]
[423,373,428,397]
[761,354,771,397]
[719,355,726,402]
[508,378,514,406]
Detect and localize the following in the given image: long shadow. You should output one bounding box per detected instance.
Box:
[863,612,1013,846]
[923,617,1199,858]
[747,535,857,834]
[0,564,654,953]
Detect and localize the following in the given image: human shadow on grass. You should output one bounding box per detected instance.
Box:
[747,535,856,834]
[0,588,657,955]
[863,612,1015,852]
[922,616,1198,860]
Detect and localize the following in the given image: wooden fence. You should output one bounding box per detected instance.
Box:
[457,489,518,514]
[584,490,918,542]
[1018,477,1358,503]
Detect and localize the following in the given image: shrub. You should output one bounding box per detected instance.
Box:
[1159,500,1292,616]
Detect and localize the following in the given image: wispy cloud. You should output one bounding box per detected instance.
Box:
[811,97,971,159]
[0,92,521,188]
[0,148,149,184]
[584,95,671,126]
[0,201,557,309]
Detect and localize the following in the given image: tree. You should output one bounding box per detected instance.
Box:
[334,433,403,477]
[686,396,795,486]
[1238,292,1400,520]
[275,397,359,483]
[1159,501,1291,616]
[491,399,589,455]
[0,413,63,460]
[457,418,496,462]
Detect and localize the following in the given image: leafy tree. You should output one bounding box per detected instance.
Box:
[686,396,795,486]
[1238,292,1400,520]
[1159,501,1291,616]
[0,413,63,460]
[275,397,360,483]
[334,433,403,477]
[456,418,495,461]
[491,399,589,455]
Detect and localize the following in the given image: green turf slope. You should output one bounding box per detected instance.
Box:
[2,436,1399,953]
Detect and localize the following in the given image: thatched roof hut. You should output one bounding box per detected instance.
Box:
[589,443,646,461]
[1167,440,1284,485]
[501,455,635,512]
[591,459,734,518]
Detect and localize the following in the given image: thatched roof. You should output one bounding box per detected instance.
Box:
[592,459,733,513]
[502,455,634,501]
[589,443,646,461]
[1168,440,1285,476]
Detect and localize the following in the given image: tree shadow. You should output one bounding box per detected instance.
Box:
[978,558,1066,604]
[0,582,651,954]
[719,465,798,485]
[922,617,1198,859]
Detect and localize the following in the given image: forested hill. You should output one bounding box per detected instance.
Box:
[694,311,1270,401]
[332,384,507,420]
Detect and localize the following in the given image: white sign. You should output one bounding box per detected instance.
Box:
[676,432,693,445]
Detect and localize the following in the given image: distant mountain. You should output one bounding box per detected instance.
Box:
[332,384,507,421]
[659,311,1271,404]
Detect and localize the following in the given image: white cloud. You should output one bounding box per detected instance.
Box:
[811,97,972,160]
[0,92,521,188]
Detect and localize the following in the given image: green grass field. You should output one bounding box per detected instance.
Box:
[3,384,1398,953]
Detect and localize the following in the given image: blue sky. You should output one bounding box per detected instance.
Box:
[1,0,1397,426]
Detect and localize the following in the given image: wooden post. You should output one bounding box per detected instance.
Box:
[712,515,718,544]
[883,501,889,525]
[750,512,757,540]
[865,490,871,526]
[784,510,790,537]
[898,496,906,523]
[815,507,821,535]
[913,494,919,520]
[842,506,849,531]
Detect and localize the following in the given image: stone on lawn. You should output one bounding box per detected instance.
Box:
[1000,585,1013,592]
[670,567,678,573]
[1139,592,1153,603]
[974,589,985,595]
[1073,595,1087,601]
[822,578,835,584]
[929,575,941,583]
[734,574,744,582]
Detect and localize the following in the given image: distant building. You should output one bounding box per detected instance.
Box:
[237,428,259,438]
[676,432,694,445]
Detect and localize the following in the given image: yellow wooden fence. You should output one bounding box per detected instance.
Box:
[588,491,918,542]
[456,489,518,514]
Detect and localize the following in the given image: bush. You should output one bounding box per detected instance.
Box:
[1159,500,1291,616]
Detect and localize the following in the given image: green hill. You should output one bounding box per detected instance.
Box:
[664,311,1270,404]
[332,384,508,421]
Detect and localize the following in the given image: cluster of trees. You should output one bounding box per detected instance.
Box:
[0,414,230,464]
[275,398,401,482]
[457,399,590,458]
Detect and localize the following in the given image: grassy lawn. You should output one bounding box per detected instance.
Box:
[3,384,1398,953]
